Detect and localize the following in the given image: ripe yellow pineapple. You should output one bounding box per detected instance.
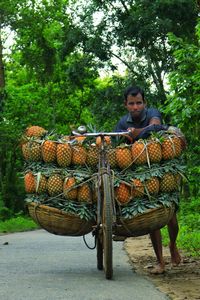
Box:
[116,145,132,169]
[174,173,182,189]
[22,141,41,161]
[115,182,131,204]
[42,140,57,163]
[63,177,77,200]
[131,140,147,165]
[160,172,177,193]
[56,143,72,167]
[35,173,47,194]
[22,143,31,160]
[86,145,99,167]
[144,177,160,195]
[25,125,47,137]
[77,183,92,203]
[161,135,182,160]
[131,178,144,198]
[147,139,162,163]
[47,174,63,196]
[96,136,111,147]
[107,147,117,168]
[24,172,35,193]
[72,145,87,166]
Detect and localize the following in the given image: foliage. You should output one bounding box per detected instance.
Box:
[0,215,39,233]
[161,197,200,256]
[75,0,198,107]
[165,18,200,196]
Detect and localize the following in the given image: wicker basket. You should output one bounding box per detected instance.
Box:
[114,205,175,237]
[27,202,95,236]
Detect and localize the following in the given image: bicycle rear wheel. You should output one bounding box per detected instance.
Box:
[102,173,113,279]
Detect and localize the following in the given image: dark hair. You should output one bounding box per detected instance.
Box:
[124,86,145,102]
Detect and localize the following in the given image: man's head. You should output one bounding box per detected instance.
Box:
[124,86,146,119]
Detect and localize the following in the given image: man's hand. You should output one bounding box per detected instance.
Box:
[127,127,142,139]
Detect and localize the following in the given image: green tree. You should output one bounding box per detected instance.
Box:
[76,0,198,110]
[165,20,200,196]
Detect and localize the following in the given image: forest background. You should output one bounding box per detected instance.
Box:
[0,0,199,254]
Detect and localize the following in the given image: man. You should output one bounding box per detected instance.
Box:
[115,86,181,274]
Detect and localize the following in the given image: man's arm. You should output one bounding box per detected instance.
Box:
[128,117,161,140]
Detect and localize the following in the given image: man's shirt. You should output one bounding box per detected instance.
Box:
[115,108,162,131]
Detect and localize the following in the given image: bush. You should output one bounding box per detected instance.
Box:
[0,207,13,221]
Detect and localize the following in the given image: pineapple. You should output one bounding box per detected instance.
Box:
[57,143,72,167]
[25,125,47,138]
[96,136,111,147]
[86,144,99,167]
[107,148,117,168]
[35,173,47,194]
[145,177,160,195]
[116,145,132,169]
[147,139,162,163]
[42,140,57,163]
[174,173,182,189]
[161,135,182,160]
[131,178,144,198]
[22,143,31,160]
[131,140,147,165]
[160,172,177,193]
[63,177,77,200]
[72,145,87,166]
[115,182,131,204]
[24,172,35,193]
[47,174,63,196]
[72,136,86,143]
[22,141,41,161]
[77,183,92,203]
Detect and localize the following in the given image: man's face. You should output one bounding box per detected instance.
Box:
[125,93,145,118]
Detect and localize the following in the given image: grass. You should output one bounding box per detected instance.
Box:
[0,216,39,234]
[161,197,200,257]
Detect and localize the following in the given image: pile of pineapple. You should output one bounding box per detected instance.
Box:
[21,125,186,222]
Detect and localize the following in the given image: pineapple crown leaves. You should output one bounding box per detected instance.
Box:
[62,201,96,221]
[147,131,164,143]
[119,191,178,219]
[157,192,179,208]
[116,143,131,149]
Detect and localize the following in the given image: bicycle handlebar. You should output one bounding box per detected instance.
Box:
[72,130,131,137]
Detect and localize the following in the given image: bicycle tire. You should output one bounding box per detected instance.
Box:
[102,173,113,279]
[96,232,103,270]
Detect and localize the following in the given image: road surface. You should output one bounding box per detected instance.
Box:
[0,230,169,300]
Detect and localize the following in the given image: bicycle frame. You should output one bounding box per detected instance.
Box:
[72,130,129,279]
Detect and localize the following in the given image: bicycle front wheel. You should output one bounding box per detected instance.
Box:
[102,173,113,279]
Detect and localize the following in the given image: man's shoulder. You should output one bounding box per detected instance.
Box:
[146,107,161,118]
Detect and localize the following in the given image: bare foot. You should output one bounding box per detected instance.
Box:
[150,264,165,275]
[169,243,181,266]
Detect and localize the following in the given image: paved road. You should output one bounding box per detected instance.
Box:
[0,230,169,300]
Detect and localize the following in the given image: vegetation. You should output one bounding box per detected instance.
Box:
[162,197,200,257]
[0,215,39,233]
[0,1,199,256]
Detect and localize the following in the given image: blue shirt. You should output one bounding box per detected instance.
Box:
[115,108,162,131]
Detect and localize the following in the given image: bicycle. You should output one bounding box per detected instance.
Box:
[72,127,130,280]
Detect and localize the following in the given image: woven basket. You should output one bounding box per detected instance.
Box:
[27,202,95,236]
[114,205,175,237]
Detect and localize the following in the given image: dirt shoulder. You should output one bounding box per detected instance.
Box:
[124,235,200,300]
